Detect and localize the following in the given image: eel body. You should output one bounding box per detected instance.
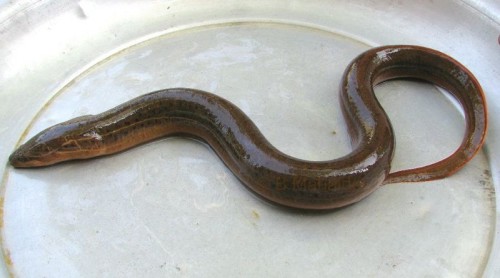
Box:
[9,45,488,210]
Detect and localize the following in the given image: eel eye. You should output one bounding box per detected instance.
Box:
[61,141,79,151]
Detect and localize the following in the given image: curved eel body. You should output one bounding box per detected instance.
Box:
[9,45,488,210]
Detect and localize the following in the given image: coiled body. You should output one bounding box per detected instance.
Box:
[9,45,488,210]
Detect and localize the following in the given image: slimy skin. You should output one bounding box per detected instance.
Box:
[9,45,488,210]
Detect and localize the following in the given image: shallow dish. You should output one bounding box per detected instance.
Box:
[1,1,499,277]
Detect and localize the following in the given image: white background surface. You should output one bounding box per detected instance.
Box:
[0,1,499,277]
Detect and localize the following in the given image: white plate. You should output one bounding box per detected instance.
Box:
[1,1,499,277]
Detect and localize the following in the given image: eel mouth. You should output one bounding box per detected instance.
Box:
[8,143,58,168]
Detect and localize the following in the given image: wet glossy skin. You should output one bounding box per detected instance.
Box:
[9,45,488,210]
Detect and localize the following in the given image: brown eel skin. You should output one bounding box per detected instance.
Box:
[9,45,488,210]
